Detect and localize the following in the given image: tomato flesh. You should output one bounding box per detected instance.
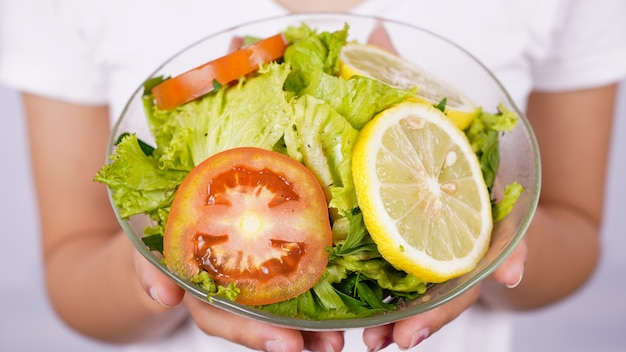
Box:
[152,33,288,110]
[164,147,332,305]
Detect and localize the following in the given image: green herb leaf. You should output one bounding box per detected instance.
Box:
[141,234,164,252]
[212,79,223,91]
[356,280,395,310]
[434,97,447,112]
[142,76,167,96]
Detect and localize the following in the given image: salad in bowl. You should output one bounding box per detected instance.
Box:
[95,13,540,330]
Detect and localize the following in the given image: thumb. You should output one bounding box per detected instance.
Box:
[133,251,185,307]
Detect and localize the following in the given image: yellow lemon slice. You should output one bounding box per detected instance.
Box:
[340,43,478,130]
[352,101,492,283]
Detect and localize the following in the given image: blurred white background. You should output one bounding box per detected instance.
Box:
[1,81,625,351]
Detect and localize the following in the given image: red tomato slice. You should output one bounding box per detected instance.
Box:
[152,33,288,110]
[164,147,332,305]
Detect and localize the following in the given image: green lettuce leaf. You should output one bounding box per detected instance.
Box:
[94,134,186,218]
[284,23,413,131]
[465,103,519,193]
[299,71,416,130]
[283,23,348,92]
[284,95,359,215]
[492,181,525,222]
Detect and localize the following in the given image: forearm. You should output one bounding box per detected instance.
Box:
[22,94,187,343]
[44,228,187,343]
[480,86,615,311]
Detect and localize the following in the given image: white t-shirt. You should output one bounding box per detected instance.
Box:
[2,1,626,351]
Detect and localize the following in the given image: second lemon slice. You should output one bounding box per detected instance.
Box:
[352,101,492,283]
[340,43,478,130]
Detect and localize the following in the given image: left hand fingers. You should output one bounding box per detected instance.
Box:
[302,331,345,352]
[362,237,528,350]
[363,283,482,350]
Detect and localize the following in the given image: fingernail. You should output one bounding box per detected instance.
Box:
[368,333,394,352]
[310,337,335,352]
[401,328,429,350]
[506,264,525,289]
[149,286,172,307]
[265,338,287,352]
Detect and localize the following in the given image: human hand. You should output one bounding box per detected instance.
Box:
[134,250,346,351]
[362,238,527,351]
[185,295,347,352]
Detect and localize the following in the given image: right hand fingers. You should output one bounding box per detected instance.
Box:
[184,295,345,352]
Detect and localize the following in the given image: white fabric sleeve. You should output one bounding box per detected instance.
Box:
[0,0,108,104]
[531,0,626,91]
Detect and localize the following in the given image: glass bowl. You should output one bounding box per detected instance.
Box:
[106,13,540,330]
